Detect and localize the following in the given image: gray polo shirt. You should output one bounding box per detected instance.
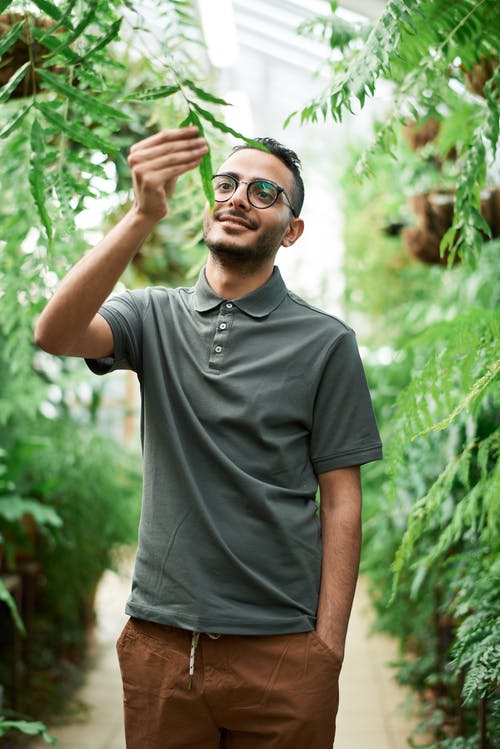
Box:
[87,266,382,634]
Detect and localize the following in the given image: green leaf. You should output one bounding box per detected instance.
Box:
[123,84,181,102]
[184,108,214,207]
[75,18,122,62]
[43,1,99,61]
[32,0,64,22]
[182,79,231,107]
[36,102,119,155]
[0,578,25,634]
[0,720,60,745]
[0,20,24,58]
[29,116,53,247]
[0,0,14,12]
[0,62,30,104]
[36,68,129,122]
[283,110,298,129]
[31,27,80,64]
[188,101,267,150]
[412,361,500,437]
[0,496,63,527]
[0,101,33,139]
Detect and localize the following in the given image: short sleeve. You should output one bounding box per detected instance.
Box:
[310,331,383,473]
[85,289,147,376]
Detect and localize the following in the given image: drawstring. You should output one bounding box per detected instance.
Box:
[188,632,200,690]
[188,631,221,690]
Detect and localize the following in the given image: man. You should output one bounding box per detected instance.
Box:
[35,126,383,748]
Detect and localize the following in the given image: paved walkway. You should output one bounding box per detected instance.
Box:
[32,561,423,749]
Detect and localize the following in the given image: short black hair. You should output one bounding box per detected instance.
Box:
[231,137,305,217]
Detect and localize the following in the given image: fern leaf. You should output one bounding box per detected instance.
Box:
[36,68,129,122]
[0,101,32,139]
[43,0,99,61]
[31,0,65,23]
[123,84,181,101]
[48,0,79,34]
[0,20,24,58]
[29,116,53,248]
[0,61,30,104]
[75,18,122,63]
[413,360,500,437]
[484,67,500,158]
[31,26,80,64]
[184,108,214,208]
[182,79,231,107]
[188,101,267,151]
[36,102,119,155]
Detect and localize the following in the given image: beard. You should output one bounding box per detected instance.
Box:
[203,209,288,273]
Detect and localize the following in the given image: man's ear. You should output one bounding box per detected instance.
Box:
[281,217,305,247]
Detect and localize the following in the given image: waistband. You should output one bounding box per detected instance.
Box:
[129,619,221,690]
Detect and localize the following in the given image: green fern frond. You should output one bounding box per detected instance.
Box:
[391,429,499,598]
[390,307,499,444]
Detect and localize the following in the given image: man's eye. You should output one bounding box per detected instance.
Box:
[216,181,233,191]
[254,183,276,200]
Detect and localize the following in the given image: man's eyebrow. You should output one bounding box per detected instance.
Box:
[218,171,276,184]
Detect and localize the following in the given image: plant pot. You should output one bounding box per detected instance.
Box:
[463,56,497,98]
[403,191,455,265]
[402,187,500,265]
[402,117,441,151]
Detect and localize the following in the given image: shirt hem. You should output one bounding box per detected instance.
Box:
[313,443,383,473]
[125,601,316,635]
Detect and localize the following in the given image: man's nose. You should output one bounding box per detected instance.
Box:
[230,181,250,207]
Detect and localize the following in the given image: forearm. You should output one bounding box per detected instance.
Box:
[316,466,362,662]
[35,126,208,357]
[35,207,156,355]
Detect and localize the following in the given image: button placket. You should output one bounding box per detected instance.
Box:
[208,303,234,370]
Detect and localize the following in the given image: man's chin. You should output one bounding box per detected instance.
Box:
[207,242,255,261]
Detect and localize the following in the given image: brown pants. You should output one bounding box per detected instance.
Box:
[116,617,341,749]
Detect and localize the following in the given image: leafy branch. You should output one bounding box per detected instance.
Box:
[289,0,500,264]
[123,75,267,208]
[0,0,258,248]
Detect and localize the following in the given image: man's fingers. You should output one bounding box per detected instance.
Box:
[131,145,207,176]
[129,126,202,155]
[128,127,209,218]
[129,138,207,168]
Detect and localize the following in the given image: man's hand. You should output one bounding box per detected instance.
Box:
[127,126,209,221]
[35,127,208,358]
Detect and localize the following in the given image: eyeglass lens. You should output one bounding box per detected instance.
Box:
[212,175,279,209]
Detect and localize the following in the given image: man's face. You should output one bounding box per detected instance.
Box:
[202,148,300,268]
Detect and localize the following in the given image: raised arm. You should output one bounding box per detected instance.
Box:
[34,127,208,358]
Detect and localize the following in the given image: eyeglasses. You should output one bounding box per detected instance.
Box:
[212,174,298,217]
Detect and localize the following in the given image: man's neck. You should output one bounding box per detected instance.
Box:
[205,255,275,300]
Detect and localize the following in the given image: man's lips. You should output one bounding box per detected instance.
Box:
[215,211,258,230]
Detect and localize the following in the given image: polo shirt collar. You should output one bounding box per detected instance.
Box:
[192,266,288,318]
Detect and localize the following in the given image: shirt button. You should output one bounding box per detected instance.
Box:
[219,322,227,330]
[225,302,233,309]
[215,345,223,353]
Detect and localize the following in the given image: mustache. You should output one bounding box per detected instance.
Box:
[214,209,259,230]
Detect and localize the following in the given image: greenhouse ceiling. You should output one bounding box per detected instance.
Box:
[199,0,386,72]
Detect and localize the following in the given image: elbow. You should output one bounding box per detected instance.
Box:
[34,321,67,356]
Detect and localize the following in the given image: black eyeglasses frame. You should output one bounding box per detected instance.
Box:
[212,173,298,218]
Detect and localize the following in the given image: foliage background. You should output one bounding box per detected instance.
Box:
[298,1,499,745]
[0,0,498,746]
